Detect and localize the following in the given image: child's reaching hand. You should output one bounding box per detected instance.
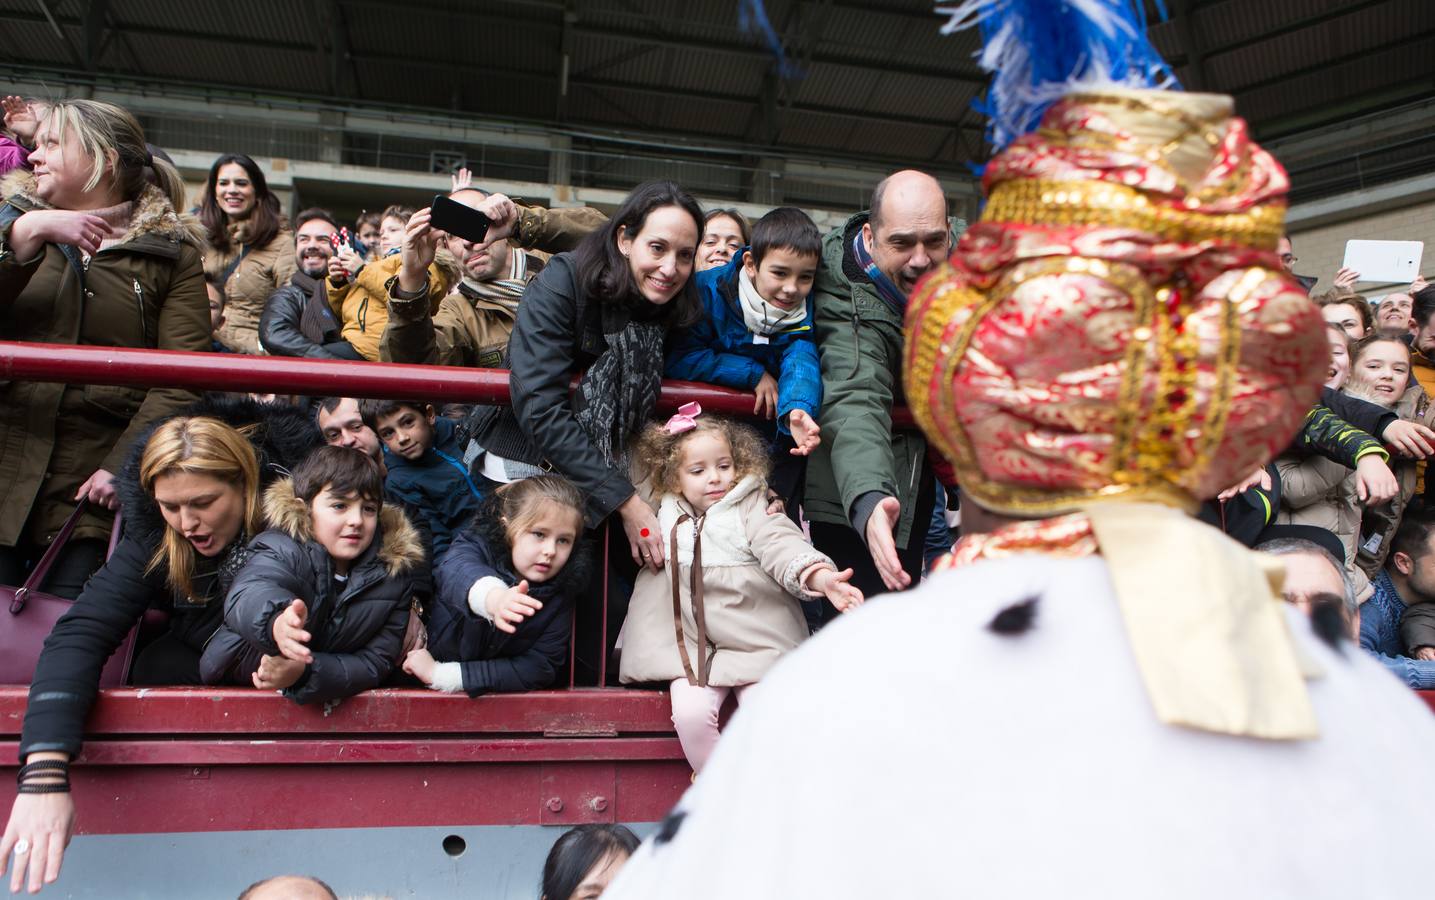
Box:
[252,654,306,691]
[2,96,39,145]
[788,409,821,456]
[1416,646,1435,662]
[805,566,864,613]
[271,599,313,663]
[486,580,543,635]
[403,647,437,685]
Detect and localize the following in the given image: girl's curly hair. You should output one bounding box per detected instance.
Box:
[634,415,770,496]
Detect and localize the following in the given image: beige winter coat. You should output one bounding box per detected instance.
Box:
[619,476,828,688]
[1275,454,1369,599]
[204,222,296,354]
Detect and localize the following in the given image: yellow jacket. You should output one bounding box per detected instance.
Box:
[326,253,453,361]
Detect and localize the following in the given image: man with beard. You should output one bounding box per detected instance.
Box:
[381,188,528,368]
[259,208,360,359]
[803,169,961,600]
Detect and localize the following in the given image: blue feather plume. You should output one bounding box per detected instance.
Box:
[738,0,803,79]
[936,0,1179,150]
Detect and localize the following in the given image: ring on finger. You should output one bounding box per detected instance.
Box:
[13,838,29,855]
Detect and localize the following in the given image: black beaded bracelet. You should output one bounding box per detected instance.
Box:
[16,782,69,795]
[16,760,68,783]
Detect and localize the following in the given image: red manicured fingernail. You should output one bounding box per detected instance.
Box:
[640,528,650,537]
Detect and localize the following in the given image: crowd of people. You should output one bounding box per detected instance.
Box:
[1,89,1433,893]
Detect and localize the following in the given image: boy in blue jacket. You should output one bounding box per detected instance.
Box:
[361,399,483,561]
[666,207,824,515]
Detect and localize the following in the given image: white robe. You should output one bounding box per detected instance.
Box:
[606,554,1435,899]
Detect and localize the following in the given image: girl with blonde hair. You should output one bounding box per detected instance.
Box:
[0,98,211,600]
[619,408,863,774]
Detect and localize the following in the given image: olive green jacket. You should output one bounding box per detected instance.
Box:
[804,212,937,548]
[0,171,211,546]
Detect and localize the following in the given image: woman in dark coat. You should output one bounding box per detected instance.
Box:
[3,397,320,892]
[470,181,704,570]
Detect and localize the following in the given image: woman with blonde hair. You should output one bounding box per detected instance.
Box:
[1,398,320,893]
[0,98,211,599]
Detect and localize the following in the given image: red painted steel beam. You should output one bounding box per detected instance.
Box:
[0,761,692,834]
[0,687,677,736]
[0,737,685,766]
[0,341,917,426]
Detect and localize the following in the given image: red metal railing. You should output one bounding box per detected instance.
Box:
[0,341,915,426]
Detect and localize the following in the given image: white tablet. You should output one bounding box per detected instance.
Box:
[1342,240,1423,284]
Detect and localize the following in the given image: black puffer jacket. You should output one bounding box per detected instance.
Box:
[429,499,589,696]
[19,396,323,758]
[203,478,428,704]
[470,253,662,526]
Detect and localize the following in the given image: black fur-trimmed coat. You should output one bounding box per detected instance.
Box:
[202,477,428,704]
[20,396,323,758]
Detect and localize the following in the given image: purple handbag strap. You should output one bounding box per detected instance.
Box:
[10,502,89,614]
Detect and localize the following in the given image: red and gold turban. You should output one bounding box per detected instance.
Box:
[905,88,1327,517]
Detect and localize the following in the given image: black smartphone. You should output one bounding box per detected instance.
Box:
[430,193,491,244]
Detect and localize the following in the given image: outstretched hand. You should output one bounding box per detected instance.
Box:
[809,566,864,613]
[486,580,542,635]
[1355,454,1399,506]
[271,599,312,663]
[2,95,39,144]
[1217,466,1271,502]
[788,409,821,455]
[1384,419,1435,459]
[865,496,910,592]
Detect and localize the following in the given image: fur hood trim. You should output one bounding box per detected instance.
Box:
[2,169,204,247]
[263,478,425,577]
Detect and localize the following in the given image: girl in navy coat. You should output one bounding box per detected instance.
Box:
[403,475,588,696]
[665,208,824,515]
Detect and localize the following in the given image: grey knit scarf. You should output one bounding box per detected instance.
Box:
[573,308,665,471]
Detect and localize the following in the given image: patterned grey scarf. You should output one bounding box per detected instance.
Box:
[573,308,665,470]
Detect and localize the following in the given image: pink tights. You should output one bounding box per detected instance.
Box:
[669,679,755,774]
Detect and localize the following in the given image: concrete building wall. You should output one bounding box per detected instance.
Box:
[1290,201,1435,295]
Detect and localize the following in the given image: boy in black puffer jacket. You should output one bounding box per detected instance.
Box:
[403,475,587,696]
[201,445,428,703]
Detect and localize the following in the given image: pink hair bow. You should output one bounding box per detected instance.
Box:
[664,402,702,435]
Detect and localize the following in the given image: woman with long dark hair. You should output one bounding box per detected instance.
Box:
[471,180,704,570]
[199,153,295,354]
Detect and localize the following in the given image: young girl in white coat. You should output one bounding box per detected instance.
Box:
[619,405,862,773]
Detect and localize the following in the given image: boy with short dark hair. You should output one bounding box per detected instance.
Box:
[200,445,428,703]
[666,207,825,515]
[360,399,484,560]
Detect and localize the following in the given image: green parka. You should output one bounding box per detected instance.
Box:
[804,212,943,548]
[0,170,211,547]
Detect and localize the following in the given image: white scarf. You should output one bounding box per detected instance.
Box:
[738,267,807,337]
